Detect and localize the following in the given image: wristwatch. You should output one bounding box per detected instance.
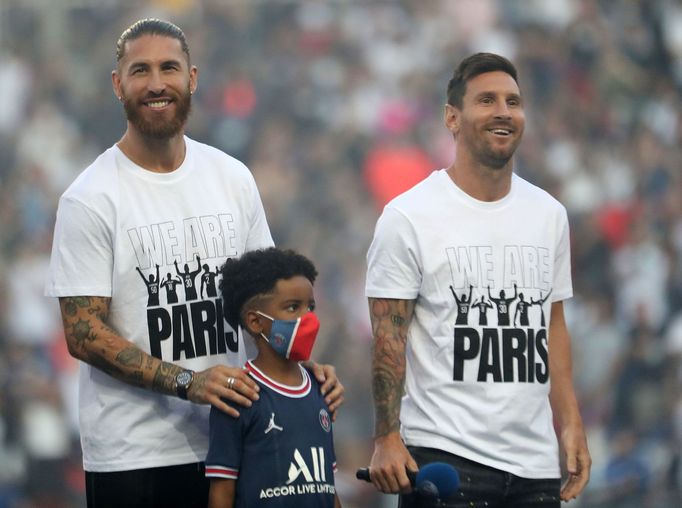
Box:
[174,369,194,400]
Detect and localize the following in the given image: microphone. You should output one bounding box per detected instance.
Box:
[415,462,460,499]
[355,467,416,484]
[356,462,460,500]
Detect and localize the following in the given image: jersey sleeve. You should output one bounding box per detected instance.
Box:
[552,207,573,302]
[365,206,422,300]
[45,196,114,297]
[330,425,338,475]
[205,402,247,480]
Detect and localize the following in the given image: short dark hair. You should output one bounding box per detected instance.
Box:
[219,248,318,331]
[446,53,519,108]
[116,18,190,63]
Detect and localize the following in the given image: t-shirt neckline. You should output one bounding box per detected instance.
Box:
[438,169,517,211]
[113,136,193,183]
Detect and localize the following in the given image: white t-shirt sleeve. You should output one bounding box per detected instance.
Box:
[366,207,422,300]
[45,196,113,297]
[552,207,573,302]
[245,175,275,251]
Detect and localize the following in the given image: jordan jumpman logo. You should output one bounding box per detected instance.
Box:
[264,413,284,434]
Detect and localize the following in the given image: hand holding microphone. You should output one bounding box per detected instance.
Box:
[356,462,460,504]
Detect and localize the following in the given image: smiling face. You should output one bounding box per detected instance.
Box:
[112,34,197,140]
[447,71,524,170]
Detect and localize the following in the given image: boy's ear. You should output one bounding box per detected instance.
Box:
[243,309,265,336]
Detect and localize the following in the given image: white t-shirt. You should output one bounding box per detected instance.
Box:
[366,169,572,478]
[45,137,274,472]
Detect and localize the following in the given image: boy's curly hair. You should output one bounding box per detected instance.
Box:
[219,247,317,332]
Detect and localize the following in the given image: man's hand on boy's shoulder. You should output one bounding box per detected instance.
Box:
[190,366,260,418]
[303,361,345,420]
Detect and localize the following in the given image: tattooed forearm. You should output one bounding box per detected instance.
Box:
[125,371,145,387]
[369,297,415,438]
[152,361,183,394]
[116,347,144,368]
[390,314,405,327]
[59,296,161,391]
[114,347,146,385]
[372,365,402,435]
[71,318,96,350]
[86,349,124,378]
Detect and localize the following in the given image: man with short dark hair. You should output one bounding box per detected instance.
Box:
[366,53,591,507]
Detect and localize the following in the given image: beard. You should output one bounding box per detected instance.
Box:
[475,144,516,169]
[122,86,192,140]
[464,127,522,170]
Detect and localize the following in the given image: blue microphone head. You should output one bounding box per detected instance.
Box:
[415,480,439,498]
[415,462,460,499]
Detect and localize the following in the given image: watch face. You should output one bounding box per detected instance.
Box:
[176,371,192,387]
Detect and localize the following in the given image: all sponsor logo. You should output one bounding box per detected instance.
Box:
[259,447,336,499]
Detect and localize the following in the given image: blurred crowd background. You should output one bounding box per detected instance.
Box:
[1,0,681,506]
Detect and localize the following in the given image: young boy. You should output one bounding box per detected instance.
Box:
[206,248,342,508]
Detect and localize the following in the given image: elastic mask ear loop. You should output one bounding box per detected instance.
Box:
[256,310,273,343]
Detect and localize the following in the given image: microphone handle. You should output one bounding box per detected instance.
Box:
[355,467,370,482]
[355,467,417,486]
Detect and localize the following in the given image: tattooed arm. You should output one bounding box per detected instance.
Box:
[58,296,259,417]
[367,297,419,494]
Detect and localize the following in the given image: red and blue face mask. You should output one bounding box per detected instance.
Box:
[256,311,320,362]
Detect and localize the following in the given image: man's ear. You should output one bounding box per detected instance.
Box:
[189,65,198,95]
[112,70,123,101]
[444,103,460,134]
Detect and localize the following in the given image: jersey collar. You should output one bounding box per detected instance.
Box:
[246,360,311,398]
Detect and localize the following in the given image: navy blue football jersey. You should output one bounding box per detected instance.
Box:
[206,361,337,507]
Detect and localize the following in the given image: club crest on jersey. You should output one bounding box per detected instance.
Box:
[319,409,331,432]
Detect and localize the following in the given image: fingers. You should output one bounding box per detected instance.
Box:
[309,362,338,397]
[560,449,591,501]
[224,370,260,402]
[558,424,592,501]
[309,363,345,419]
[406,455,419,475]
[564,446,577,475]
[560,473,584,501]
[310,362,335,392]
[325,384,344,421]
[327,397,344,422]
[211,397,241,419]
[190,367,260,415]
[216,380,258,412]
[402,456,419,494]
[371,463,414,494]
[369,435,415,495]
